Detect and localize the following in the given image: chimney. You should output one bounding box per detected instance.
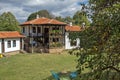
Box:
[69,22,72,26]
[36,14,39,19]
[82,22,85,29]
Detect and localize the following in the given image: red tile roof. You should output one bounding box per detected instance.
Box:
[0,31,25,38]
[21,17,66,25]
[65,25,81,31]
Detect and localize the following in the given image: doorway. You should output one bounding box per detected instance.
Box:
[44,28,49,45]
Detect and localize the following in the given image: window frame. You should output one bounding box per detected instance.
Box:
[53,38,59,42]
[37,27,41,33]
[22,27,25,33]
[32,27,36,33]
[7,40,11,48]
[13,40,16,47]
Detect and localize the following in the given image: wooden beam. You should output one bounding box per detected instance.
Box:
[2,39,4,53]
[20,38,22,50]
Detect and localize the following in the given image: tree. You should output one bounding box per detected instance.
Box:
[64,16,73,23]
[55,16,73,24]
[70,0,120,80]
[73,10,90,26]
[0,12,20,31]
[27,10,54,21]
[55,16,65,22]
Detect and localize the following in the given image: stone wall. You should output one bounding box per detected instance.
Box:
[49,47,64,53]
[2,50,20,57]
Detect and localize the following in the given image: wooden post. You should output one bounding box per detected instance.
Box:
[42,25,44,44]
[28,26,30,36]
[20,38,22,50]
[63,25,65,45]
[2,39,4,53]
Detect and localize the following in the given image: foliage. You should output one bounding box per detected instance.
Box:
[0,12,20,31]
[55,16,73,25]
[55,13,90,27]
[73,11,90,26]
[70,40,77,46]
[55,16,65,22]
[69,0,120,80]
[50,42,63,47]
[27,10,54,21]
[64,16,73,23]
[50,30,62,34]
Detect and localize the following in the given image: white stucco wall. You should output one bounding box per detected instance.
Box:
[4,38,20,53]
[0,39,2,53]
[65,32,80,49]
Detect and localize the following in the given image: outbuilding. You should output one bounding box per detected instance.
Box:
[0,31,24,54]
[65,25,81,49]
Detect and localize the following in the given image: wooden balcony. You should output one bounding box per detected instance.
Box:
[29,33,43,37]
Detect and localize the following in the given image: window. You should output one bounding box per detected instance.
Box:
[7,40,11,48]
[22,27,25,33]
[37,27,41,33]
[53,38,55,42]
[56,27,59,30]
[32,27,36,33]
[53,38,59,42]
[52,27,55,30]
[56,38,59,42]
[13,40,16,47]
[52,27,59,30]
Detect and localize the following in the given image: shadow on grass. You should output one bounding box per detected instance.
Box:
[43,71,73,80]
[43,75,71,80]
[79,71,120,80]
[43,71,120,80]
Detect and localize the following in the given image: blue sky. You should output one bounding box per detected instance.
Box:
[0,0,88,22]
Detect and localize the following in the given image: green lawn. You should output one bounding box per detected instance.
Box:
[0,53,77,80]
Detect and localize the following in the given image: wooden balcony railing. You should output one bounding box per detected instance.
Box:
[29,33,43,37]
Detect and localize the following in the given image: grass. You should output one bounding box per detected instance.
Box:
[0,53,77,80]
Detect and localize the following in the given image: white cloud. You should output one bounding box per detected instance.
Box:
[52,2,82,17]
[25,0,46,6]
[24,0,73,6]
[0,2,30,21]
[23,0,85,17]
[0,0,88,22]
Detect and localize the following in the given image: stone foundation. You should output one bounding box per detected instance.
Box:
[49,47,64,53]
[2,50,20,57]
[27,47,64,53]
